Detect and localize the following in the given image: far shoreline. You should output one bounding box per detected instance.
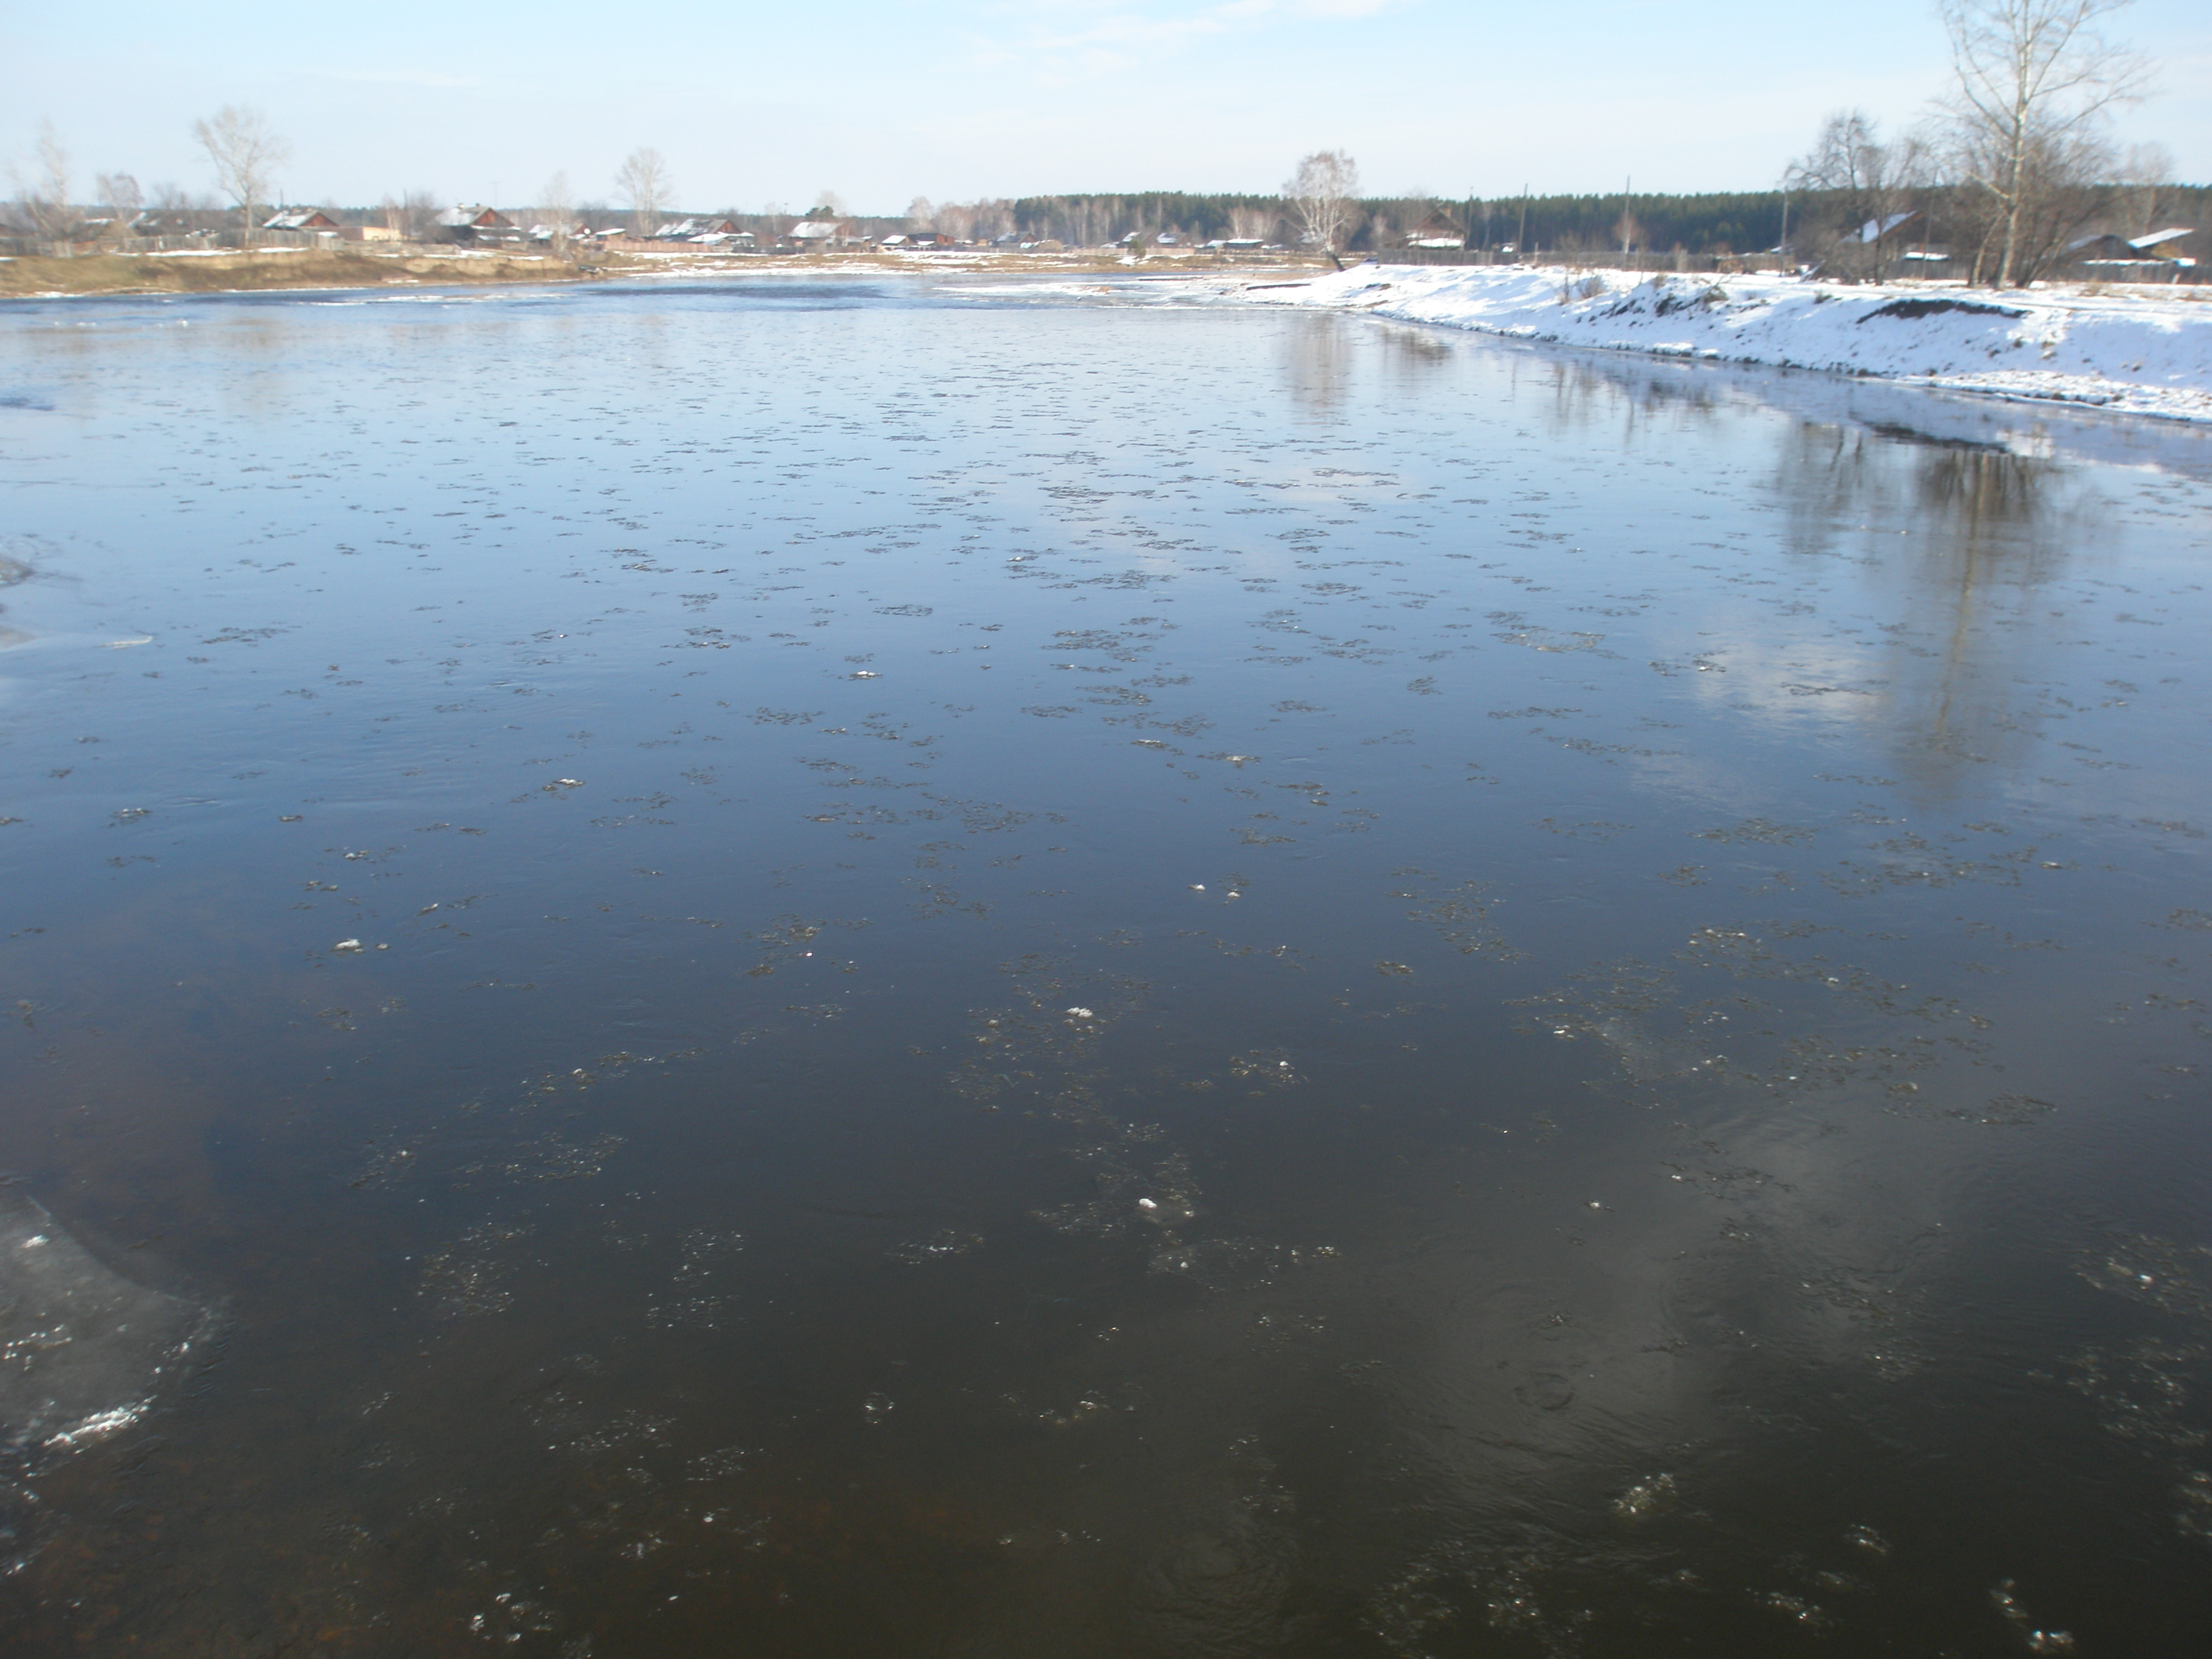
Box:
[0,246,1325,301]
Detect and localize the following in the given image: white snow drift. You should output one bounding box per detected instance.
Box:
[1231,263,2212,425]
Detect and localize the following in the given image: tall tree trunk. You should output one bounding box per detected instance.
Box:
[1996,64,2031,288]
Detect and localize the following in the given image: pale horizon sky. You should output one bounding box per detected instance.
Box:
[8,0,2209,214]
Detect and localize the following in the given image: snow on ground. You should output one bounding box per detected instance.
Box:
[1230,263,2212,425]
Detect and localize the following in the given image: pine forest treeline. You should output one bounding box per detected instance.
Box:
[601,186,2211,258]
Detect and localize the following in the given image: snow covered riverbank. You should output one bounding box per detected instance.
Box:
[1230,263,2212,425]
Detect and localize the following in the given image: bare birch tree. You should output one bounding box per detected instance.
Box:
[192,106,290,248]
[616,148,671,234]
[11,119,75,244]
[1787,111,1927,278]
[1285,150,1359,259]
[96,170,143,231]
[1228,204,1279,242]
[400,190,439,242]
[538,170,573,257]
[1934,0,2150,288]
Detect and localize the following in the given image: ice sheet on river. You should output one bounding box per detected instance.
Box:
[0,1191,208,1559]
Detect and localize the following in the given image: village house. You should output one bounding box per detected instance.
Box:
[1405,210,1466,249]
[651,217,742,241]
[432,206,519,246]
[786,213,858,248]
[263,208,342,233]
[2067,226,2198,279]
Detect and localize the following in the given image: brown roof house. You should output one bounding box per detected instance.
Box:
[432,206,518,245]
[1404,210,1466,250]
[653,217,742,240]
[2067,226,2198,276]
[786,212,858,248]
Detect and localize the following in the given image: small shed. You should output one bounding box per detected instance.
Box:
[263,209,341,232]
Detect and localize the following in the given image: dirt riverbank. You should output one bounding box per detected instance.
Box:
[0,249,599,298]
[0,246,1323,300]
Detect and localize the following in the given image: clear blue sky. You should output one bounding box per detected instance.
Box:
[8,0,2208,211]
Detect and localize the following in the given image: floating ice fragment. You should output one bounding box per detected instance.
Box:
[44,1401,145,1449]
[1137,1198,1158,1211]
[1611,1472,1676,1518]
[279,814,301,822]
[0,1192,207,1479]
[862,1392,894,1423]
[333,938,363,953]
[102,637,153,649]
[1190,884,1204,891]
[1065,1006,1094,1019]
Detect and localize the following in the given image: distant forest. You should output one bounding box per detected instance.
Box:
[985,186,2210,255]
[681,184,2208,258]
[994,191,1807,254]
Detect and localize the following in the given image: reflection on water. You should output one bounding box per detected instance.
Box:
[1,277,2209,1656]
[1284,310,1355,414]
[1764,419,2100,798]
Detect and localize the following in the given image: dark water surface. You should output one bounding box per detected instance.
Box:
[2,275,2210,1656]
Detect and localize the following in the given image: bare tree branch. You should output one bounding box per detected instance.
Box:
[192,106,291,248]
[616,148,671,236]
[1933,0,2152,286]
[11,120,76,246]
[96,170,143,232]
[1284,150,1359,262]
[538,170,573,258]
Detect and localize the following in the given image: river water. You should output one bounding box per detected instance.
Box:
[2,275,2209,1656]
